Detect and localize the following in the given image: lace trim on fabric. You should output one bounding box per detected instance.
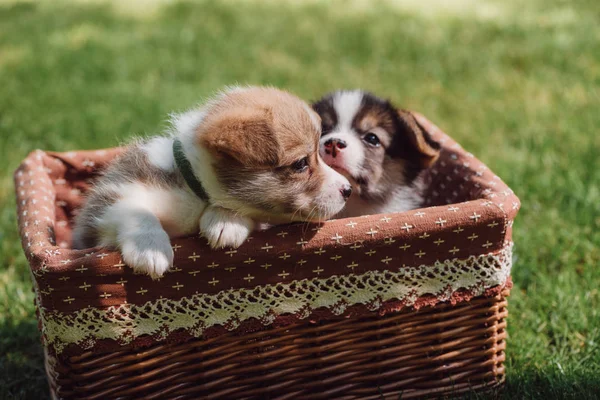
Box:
[38,244,512,355]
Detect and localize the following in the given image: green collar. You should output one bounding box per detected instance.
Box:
[173,138,210,202]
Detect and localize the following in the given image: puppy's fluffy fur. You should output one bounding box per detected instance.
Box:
[312,90,440,218]
[73,87,351,278]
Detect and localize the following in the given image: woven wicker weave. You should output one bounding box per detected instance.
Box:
[51,290,508,399]
[15,114,519,399]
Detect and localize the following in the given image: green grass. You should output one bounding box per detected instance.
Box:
[1,0,599,398]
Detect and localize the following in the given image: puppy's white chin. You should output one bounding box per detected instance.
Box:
[312,161,351,220]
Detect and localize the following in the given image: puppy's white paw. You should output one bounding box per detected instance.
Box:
[120,229,174,279]
[200,206,254,249]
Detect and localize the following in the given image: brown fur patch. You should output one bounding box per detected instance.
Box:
[199,106,279,166]
[357,109,395,135]
[199,87,333,222]
[199,87,319,168]
[397,110,440,168]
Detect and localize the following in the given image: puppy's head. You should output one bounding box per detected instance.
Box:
[195,87,351,223]
[312,90,440,203]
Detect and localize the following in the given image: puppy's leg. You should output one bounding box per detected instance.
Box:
[200,205,254,249]
[100,201,174,279]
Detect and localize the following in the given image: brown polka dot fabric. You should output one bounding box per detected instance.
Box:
[14,114,520,358]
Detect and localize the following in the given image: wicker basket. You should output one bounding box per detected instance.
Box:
[15,114,519,399]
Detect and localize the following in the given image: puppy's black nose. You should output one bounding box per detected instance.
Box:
[324,138,347,157]
[340,185,352,200]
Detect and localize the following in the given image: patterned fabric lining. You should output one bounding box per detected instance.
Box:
[15,114,520,358]
[38,245,512,355]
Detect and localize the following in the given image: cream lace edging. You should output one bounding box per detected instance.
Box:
[37,245,512,354]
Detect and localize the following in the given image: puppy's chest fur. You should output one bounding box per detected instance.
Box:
[338,180,425,218]
[73,137,206,249]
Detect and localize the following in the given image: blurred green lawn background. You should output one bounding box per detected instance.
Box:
[1,0,599,398]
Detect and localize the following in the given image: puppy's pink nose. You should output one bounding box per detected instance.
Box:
[324,138,347,157]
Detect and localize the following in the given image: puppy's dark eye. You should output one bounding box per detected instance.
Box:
[364,133,381,146]
[291,157,309,172]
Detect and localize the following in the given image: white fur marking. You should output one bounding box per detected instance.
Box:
[200,206,254,248]
[98,190,174,279]
[339,178,426,218]
[143,137,175,171]
[320,91,366,178]
[333,90,364,131]
[169,108,206,139]
[313,160,351,220]
[94,182,207,277]
[319,132,365,177]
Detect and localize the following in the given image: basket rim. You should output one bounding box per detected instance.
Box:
[15,114,520,277]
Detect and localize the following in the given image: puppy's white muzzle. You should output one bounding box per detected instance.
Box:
[313,159,352,220]
[319,131,364,179]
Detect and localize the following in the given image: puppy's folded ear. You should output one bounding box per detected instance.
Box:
[199,107,279,166]
[397,110,441,168]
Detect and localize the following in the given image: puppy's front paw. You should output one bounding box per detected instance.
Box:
[120,229,174,279]
[200,206,254,249]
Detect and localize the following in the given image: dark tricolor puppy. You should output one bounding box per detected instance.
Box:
[312,90,441,218]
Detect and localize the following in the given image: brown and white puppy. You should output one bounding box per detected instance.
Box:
[312,90,440,218]
[73,86,352,278]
